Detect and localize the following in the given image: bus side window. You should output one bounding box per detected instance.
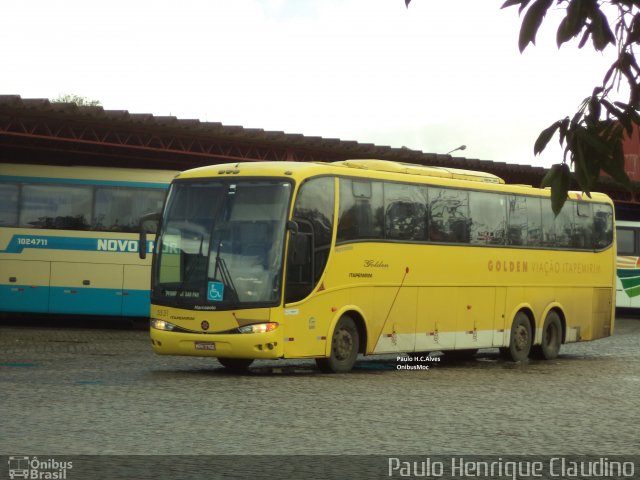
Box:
[616,228,635,255]
[593,204,613,249]
[0,183,19,227]
[428,188,470,244]
[573,201,593,249]
[337,178,383,242]
[19,184,91,231]
[384,182,427,241]
[469,191,506,245]
[94,187,166,232]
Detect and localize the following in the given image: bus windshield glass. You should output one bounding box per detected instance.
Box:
[153,179,292,308]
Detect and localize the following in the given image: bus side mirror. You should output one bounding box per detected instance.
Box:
[139,212,161,260]
[139,231,147,259]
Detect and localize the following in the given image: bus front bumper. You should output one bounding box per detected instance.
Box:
[150,327,284,359]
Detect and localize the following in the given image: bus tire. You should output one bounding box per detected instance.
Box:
[506,312,532,362]
[531,311,562,360]
[316,315,359,373]
[217,357,254,371]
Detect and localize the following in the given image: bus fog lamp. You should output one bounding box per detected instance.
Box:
[238,322,279,334]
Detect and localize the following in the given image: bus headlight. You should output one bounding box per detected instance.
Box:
[151,319,177,331]
[238,323,279,334]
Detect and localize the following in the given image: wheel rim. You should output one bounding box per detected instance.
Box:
[333,328,354,361]
[514,324,529,352]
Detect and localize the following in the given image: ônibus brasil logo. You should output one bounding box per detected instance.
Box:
[8,456,73,479]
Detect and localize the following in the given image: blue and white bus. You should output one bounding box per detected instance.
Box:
[0,163,176,317]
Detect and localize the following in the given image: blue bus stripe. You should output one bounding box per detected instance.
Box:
[0,284,151,317]
[0,235,153,254]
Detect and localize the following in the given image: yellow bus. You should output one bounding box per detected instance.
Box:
[0,163,176,318]
[146,159,616,372]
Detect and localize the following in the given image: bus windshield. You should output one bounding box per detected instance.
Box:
[152,179,293,309]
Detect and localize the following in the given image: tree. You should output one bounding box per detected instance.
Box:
[406,0,640,213]
[52,94,102,107]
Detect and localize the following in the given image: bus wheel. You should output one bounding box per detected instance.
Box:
[531,311,562,360]
[506,312,532,362]
[316,315,359,373]
[217,357,254,371]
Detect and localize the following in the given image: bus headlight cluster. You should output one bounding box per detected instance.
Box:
[238,323,278,334]
[151,319,177,331]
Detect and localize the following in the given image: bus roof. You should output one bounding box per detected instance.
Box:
[333,159,505,184]
[175,160,613,204]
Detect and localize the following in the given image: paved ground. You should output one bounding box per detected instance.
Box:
[0,315,638,462]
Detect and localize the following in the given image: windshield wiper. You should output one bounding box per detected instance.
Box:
[212,236,239,303]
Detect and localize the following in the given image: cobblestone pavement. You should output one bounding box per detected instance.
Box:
[0,317,639,456]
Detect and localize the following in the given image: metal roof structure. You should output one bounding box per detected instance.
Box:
[0,94,637,206]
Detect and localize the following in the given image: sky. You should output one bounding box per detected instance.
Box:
[1,0,621,168]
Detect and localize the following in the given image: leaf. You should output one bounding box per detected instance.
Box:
[587,94,601,123]
[558,117,570,145]
[578,26,591,48]
[556,0,588,46]
[501,0,531,13]
[600,143,632,189]
[540,164,560,189]
[405,0,411,7]
[518,0,553,52]
[575,126,612,157]
[601,99,622,117]
[543,163,571,215]
[591,10,615,50]
[573,142,593,196]
[534,121,561,155]
[602,63,616,87]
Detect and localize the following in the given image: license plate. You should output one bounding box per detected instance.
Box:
[195,342,216,351]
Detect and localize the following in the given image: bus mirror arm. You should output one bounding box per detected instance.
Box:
[287,220,299,234]
[138,212,161,260]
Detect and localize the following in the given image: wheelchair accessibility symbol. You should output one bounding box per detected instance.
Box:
[207,281,225,301]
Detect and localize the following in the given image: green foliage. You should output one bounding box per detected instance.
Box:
[541,163,571,214]
[52,94,102,107]
[505,0,638,211]
[406,0,640,212]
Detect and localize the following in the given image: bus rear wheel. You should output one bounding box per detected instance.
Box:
[505,312,532,362]
[316,315,359,373]
[531,311,562,360]
[217,357,254,371]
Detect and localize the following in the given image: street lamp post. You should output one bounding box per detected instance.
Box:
[445,145,467,155]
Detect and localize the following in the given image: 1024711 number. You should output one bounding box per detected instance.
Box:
[17,237,48,246]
